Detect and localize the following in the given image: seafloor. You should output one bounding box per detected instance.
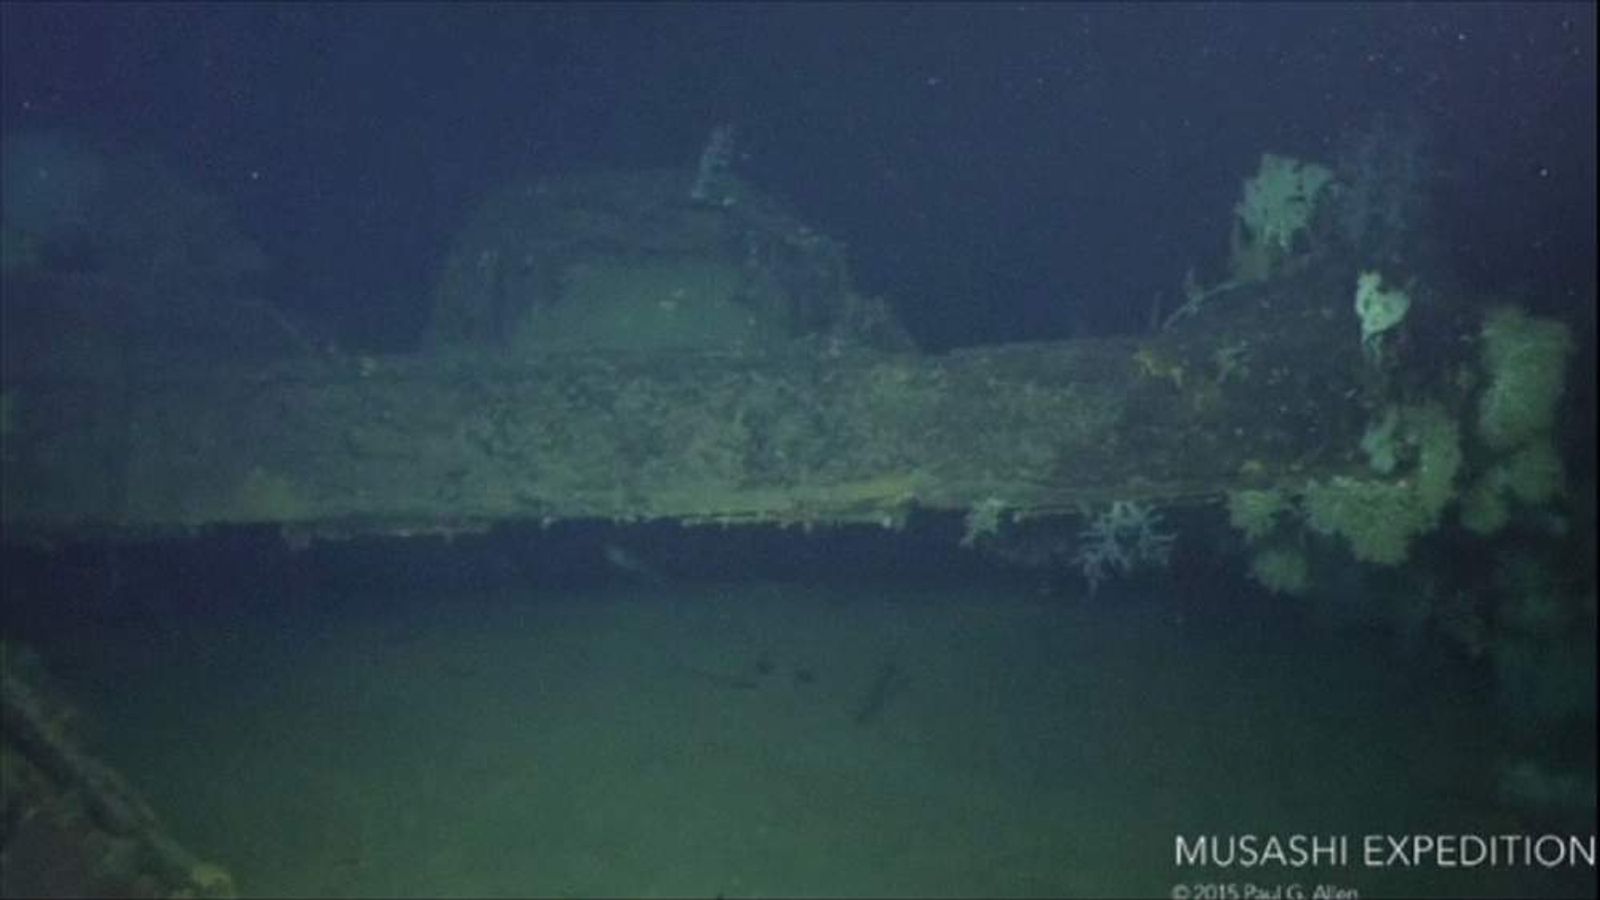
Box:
[23,548,1589,899]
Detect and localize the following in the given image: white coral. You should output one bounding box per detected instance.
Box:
[1354,270,1410,360]
[1236,153,1334,253]
[1071,500,1175,594]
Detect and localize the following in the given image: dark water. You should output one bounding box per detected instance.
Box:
[3,4,1592,351]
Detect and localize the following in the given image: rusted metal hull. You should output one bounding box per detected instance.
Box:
[2,308,1366,542]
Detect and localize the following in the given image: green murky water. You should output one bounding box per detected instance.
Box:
[30,573,1590,898]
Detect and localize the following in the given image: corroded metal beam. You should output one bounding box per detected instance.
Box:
[1,289,1372,542]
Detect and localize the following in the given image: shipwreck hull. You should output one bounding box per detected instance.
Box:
[1,282,1374,543]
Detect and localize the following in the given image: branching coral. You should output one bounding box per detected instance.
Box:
[1301,402,1461,565]
[1071,500,1175,594]
[1226,487,1288,543]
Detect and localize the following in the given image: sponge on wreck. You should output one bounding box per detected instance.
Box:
[1476,306,1573,452]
